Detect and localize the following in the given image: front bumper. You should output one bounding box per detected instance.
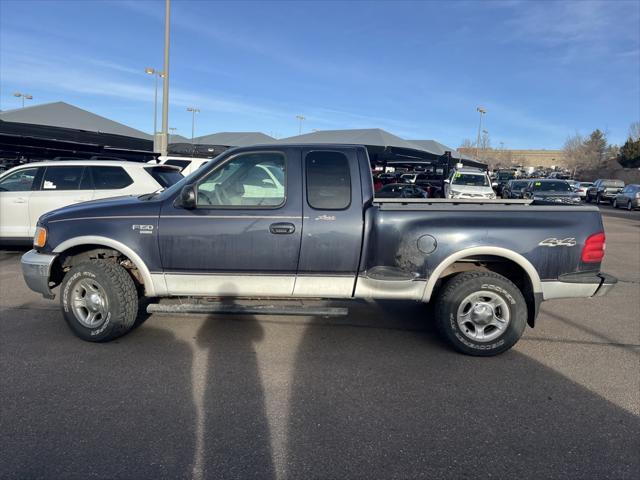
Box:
[21,249,58,299]
[541,272,617,300]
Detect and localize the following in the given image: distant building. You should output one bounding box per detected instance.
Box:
[458,148,567,168]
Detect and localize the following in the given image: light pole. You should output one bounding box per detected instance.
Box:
[296,115,306,135]
[476,106,486,160]
[13,92,33,108]
[145,67,165,135]
[160,0,171,156]
[187,107,200,142]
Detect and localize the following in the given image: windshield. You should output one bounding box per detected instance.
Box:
[451,173,489,187]
[496,171,515,180]
[510,181,529,189]
[602,180,624,187]
[532,181,572,192]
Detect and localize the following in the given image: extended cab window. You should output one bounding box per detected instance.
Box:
[306,151,351,210]
[197,152,286,207]
[42,166,84,190]
[90,166,133,189]
[0,168,39,192]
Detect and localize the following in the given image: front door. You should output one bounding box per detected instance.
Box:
[158,148,303,297]
[0,167,40,239]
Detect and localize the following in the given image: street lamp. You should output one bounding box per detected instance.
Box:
[187,107,200,142]
[145,68,166,135]
[13,92,33,108]
[475,106,486,160]
[296,115,306,135]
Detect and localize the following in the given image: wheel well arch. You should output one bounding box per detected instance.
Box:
[423,247,542,328]
[51,236,156,296]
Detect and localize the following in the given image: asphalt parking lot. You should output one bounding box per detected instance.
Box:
[1,206,638,480]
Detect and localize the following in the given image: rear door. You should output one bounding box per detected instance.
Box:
[89,165,136,200]
[158,148,303,296]
[0,166,40,239]
[294,148,364,297]
[28,166,92,236]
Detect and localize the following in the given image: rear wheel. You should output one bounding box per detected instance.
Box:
[434,271,527,356]
[60,260,139,342]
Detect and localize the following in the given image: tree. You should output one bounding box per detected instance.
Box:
[618,121,640,168]
[459,138,475,149]
[563,132,585,171]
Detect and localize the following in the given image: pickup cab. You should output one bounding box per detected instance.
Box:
[21,144,616,356]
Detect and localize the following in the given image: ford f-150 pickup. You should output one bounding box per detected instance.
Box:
[20,144,616,355]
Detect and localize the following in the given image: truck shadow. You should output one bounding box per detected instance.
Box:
[284,301,640,479]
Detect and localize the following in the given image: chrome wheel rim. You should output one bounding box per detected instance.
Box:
[71,279,109,328]
[456,291,511,342]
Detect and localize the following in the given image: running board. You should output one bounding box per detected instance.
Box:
[147,303,348,317]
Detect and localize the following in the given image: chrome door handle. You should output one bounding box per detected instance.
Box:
[269,222,295,234]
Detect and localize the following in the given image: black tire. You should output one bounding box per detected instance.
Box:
[596,193,601,204]
[434,271,527,356]
[585,193,591,203]
[613,198,618,208]
[628,200,633,211]
[60,260,139,342]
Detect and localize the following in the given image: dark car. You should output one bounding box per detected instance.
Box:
[523,179,581,205]
[494,170,516,196]
[501,179,530,199]
[376,183,429,198]
[414,173,443,197]
[586,179,625,204]
[612,184,640,210]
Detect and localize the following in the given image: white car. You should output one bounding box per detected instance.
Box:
[155,156,212,176]
[0,160,182,243]
[444,168,496,199]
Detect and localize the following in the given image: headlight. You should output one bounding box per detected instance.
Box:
[34,226,47,248]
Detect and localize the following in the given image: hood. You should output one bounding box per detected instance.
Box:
[533,190,577,198]
[39,194,163,224]
[449,185,494,194]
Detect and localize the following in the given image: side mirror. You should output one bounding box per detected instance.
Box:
[443,179,450,184]
[178,184,197,209]
[492,182,498,188]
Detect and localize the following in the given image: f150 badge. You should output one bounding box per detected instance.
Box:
[132,224,154,235]
[538,237,576,247]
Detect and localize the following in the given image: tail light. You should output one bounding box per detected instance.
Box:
[581,232,605,263]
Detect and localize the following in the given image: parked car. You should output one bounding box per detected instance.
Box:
[376,183,428,198]
[158,156,211,176]
[400,173,418,184]
[522,179,581,205]
[574,181,594,200]
[586,179,625,204]
[494,169,516,196]
[612,184,640,210]
[444,168,496,200]
[501,179,530,199]
[414,173,443,197]
[21,144,615,356]
[0,161,182,243]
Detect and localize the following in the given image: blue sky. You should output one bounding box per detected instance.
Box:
[1,0,639,149]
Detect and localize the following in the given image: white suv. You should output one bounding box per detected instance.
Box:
[156,156,212,176]
[444,168,496,199]
[0,160,182,243]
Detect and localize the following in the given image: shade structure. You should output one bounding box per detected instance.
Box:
[280,128,439,164]
[191,132,275,147]
[0,102,151,140]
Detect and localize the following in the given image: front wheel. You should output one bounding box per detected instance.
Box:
[613,199,618,208]
[60,260,139,342]
[434,271,527,356]
[628,200,633,211]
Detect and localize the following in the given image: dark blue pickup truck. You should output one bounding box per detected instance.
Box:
[21,144,616,355]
